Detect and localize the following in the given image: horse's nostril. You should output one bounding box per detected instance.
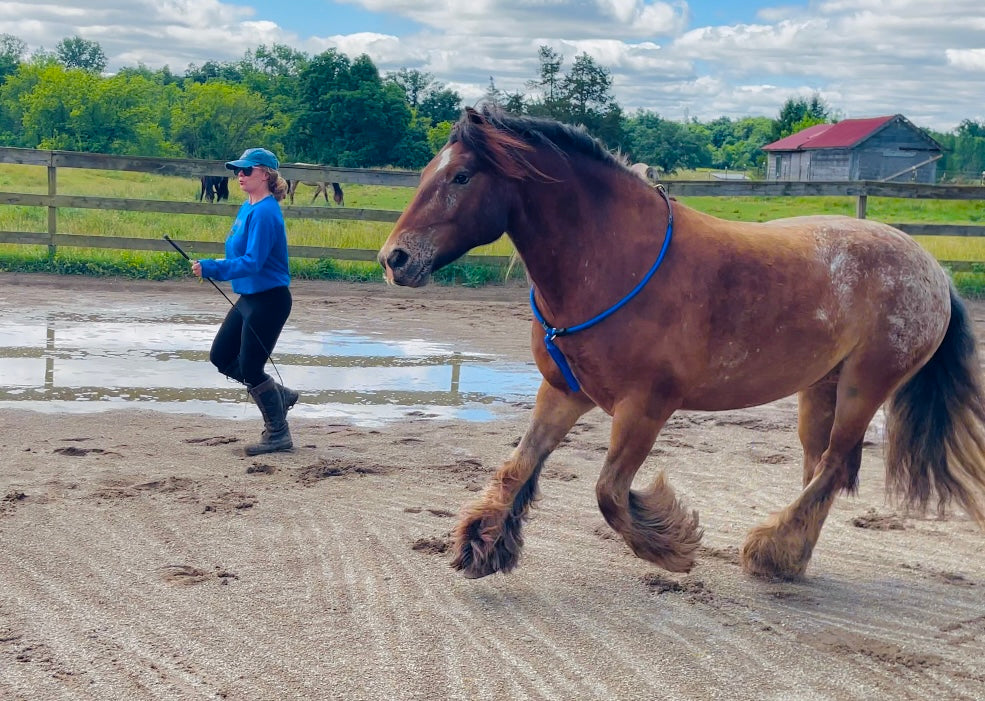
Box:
[387,248,410,271]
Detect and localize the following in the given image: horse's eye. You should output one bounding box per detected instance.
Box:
[452,172,470,185]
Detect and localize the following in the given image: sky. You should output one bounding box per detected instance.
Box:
[2,0,984,133]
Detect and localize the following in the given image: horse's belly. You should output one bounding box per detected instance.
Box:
[681,361,834,411]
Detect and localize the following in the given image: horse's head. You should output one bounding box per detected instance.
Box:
[378,107,538,287]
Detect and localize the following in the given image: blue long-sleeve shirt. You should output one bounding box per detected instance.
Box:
[198,196,290,295]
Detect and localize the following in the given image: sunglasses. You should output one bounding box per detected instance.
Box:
[233,166,254,176]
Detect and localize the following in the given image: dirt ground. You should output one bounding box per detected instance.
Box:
[1,273,984,701]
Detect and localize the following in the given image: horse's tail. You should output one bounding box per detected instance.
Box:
[885,284,985,527]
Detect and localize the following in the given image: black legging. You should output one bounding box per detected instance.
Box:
[209,285,292,388]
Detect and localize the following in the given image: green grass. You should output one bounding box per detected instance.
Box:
[1,163,984,293]
[0,163,522,285]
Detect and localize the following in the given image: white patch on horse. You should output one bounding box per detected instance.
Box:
[435,148,452,173]
[882,260,949,367]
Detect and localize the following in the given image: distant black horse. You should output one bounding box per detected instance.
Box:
[198,176,229,203]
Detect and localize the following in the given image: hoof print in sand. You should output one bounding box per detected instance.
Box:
[53,446,119,457]
[246,462,277,475]
[160,564,239,586]
[297,458,388,485]
[852,509,906,530]
[202,491,257,513]
[411,536,450,555]
[184,436,239,446]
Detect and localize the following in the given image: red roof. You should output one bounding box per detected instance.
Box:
[762,115,896,151]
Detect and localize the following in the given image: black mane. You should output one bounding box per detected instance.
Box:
[451,104,627,178]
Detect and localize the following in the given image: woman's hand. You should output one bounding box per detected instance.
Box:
[191,260,203,278]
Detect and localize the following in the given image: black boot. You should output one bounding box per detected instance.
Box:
[245,377,293,455]
[220,362,298,412]
[277,383,299,412]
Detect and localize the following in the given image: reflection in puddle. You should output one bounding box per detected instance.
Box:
[0,308,540,425]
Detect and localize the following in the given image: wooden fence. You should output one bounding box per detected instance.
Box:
[2,147,985,271]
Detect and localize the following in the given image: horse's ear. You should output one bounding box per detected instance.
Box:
[465,107,485,125]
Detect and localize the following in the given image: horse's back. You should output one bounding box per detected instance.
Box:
[663,206,951,409]
[686,208,945,292]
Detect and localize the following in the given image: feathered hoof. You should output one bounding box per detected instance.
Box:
[450,513,522,579]
[740,521,813,580]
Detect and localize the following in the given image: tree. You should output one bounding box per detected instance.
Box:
[15,62,180,154]
[55,36,107,73]
[388,112,434,168]
[420,88,462,123]
[427,121,454,153]
[773,93,831,139]
[624,110,709,173]
[481,76,503,107]
[293,50,418,167]
[502,91,526,114]
[527,45,563,106]
[242,43,308,78]
[691,115,774,170]
[556,53,623,146]
[184,59,243,85]
[387,68,462,124]
[561,54,614,120]
[0,54,62,146]
[931,125,985,182]
[171,82,277,159]
[116,63,182,86]
[385,68,433,108]
[957,119,985,139]
[0,33,27,81]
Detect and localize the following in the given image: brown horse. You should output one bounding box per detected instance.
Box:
[287,180,344,206]
[286,164,344,206]
[378,106,985,581]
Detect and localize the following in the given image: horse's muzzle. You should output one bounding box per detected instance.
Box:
[378,243,431,287]
[382,247,410,273]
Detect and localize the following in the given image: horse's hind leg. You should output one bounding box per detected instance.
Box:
[741,365,883,579]
[798,373,839,487]
[452,380,595,578]
[596,402,702,572]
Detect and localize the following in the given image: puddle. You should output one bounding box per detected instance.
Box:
[0,306,541,425]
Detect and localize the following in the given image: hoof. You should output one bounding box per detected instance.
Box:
[451,537,502,579]
[460,566,495,580]
[740,522,813,580]
[450,513,522,578]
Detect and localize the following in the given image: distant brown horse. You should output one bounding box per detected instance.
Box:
[286,177,344,206]
[379,106,985,581]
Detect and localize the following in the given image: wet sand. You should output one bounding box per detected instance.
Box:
[1,273,984,700]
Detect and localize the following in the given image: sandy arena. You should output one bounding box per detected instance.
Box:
[1,273,984,700]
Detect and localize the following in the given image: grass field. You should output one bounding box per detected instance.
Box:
[1,163,984,292]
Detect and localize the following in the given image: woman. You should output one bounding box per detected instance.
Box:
[192,147,296,455]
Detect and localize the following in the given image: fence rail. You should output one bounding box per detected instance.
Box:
[1,146,985,272]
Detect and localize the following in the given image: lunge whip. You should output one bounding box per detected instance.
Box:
[164,235,235,306]
[163,235,284,384]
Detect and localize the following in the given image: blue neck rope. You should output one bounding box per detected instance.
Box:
[529,186,674,393]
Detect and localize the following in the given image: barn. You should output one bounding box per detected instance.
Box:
[762,114,942,183]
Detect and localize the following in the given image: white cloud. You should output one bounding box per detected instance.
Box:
[947,49,985,72]
[3,0,985,130]
[341,0,685,38]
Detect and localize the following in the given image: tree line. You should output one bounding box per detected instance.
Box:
[1,33,984,180]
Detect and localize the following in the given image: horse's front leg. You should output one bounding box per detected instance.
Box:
[452,380,594,578]
[596,400,703,572]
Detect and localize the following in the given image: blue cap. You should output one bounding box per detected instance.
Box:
[225,147,279,171]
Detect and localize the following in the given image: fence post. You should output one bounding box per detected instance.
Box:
[855,192,868,220]
[47,162,57,256]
